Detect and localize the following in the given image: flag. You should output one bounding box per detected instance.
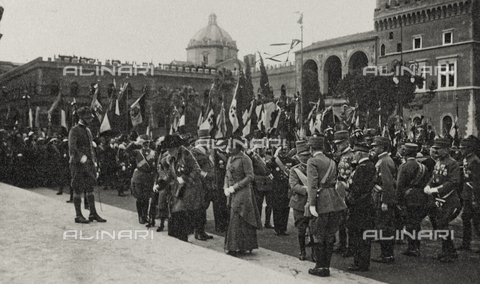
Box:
[100,112,111,133]
[60,109,67,130]
[130,93,145,127]
[35,106,40,129]
[256,103,265,132]
[229,79,240,133]
[115,99,120,116]
[241,101,255,137]
[272,104,281,130]
[47,92,62,121]
[90,84,103,121]
[197,112,203,128]
[215,105,227,139]
[199,109,214,131]
[28,108,33,128]
[258,52,271,100]
[296,12,303,25]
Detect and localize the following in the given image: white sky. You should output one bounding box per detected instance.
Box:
[0,0,375,66]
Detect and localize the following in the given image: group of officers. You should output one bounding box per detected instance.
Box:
[2,105,480,278]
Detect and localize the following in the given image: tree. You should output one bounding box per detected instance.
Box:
[336,69,423,129]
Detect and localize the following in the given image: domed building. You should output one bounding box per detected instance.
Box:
[187,13,242,70]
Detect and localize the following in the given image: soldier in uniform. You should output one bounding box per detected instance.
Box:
[424,138,461,262]
[190,129,214,241]
[68,106,106,223]
[116,135,130,197]
[458,137,480,252]
[307,136,347,278]
[371,136,397,264]
[267,145,296,236]
[212,139,230,232]
[248,146,274,228]
[126,134,157,224]
[346,143,376,272]
[289,140,311,260]
[396,143,430,257]
[332,130,355,256]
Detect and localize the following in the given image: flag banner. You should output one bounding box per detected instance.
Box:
[115,99,120,116]
[242,119,251,138]
[100,112,112,133]
[130,94,145,127]
[197,112,203,128]
[35,106,40,129]
[229,80,240,133]
[60,109,67,129]
[47,92,62,120]
[215,106,227,139]
[199,109,214,131]
[179,114,185,127]
[28,108,33,128]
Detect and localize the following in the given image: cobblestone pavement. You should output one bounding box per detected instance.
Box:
[1,183,385,284]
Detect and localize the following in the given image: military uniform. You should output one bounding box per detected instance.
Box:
[289,140,311,260]
[334,139,355,255]
[249,150,274,227]
[425,138,461,262]
[307,136,346,277]
[459,139,480,250]
[396,144,430,256]
[190,130,215,240]
[68,107,106,223]
[371,137,397,263]
[126,135,157,224]
[346,146,376,271]
[212,144,229,232]
[267,152,296,235]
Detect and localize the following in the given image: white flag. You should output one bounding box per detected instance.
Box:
[229,80,239,133]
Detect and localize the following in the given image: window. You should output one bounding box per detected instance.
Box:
[415,62,427,92]
[443,30,453,45]
[438,59,456,89]
[389,32,394,40]
[380,44,386,56]
[203,54,208,65]
[397,43,402,52]
[413,35,422,50]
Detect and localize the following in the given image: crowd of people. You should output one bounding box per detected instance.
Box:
[2,106,480,278]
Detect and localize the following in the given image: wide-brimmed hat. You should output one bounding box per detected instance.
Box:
[371,136,390,148]
[295,140,310,155]
[333,130,349,144]
[432,138,451,149]
[136,134,151,144]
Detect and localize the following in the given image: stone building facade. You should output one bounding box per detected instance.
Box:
[251,0,480,137]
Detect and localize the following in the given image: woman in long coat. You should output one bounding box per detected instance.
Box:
[159,134,203,242]
[224,139,262,255]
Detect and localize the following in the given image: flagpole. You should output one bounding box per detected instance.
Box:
[300,18,304,132]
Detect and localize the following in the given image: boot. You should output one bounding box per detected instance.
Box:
[146,204,157,228]
[66,187,73,203]
[74,197,89,224]
[137,200,146,224]
[308,244,329,277]
[88,195,106,222]
[298,235,307,261]
[157,218,166,232]
[84,191,89,210]
[56,186,63,195]
[264,206,273,228]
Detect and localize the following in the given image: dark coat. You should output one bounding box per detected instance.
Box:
[346,157,376,230]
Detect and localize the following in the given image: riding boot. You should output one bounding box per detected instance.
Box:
[73,197,89,223]
[84,191,89,210]
[157,217,166,232]
[88,195,106,222]
[147,203,157,228]
[67,187,73,203]
[136,200,146,224]
[298,235,307,260]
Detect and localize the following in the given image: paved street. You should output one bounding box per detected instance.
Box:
[1,183,383,284]
[2,183,479,284]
